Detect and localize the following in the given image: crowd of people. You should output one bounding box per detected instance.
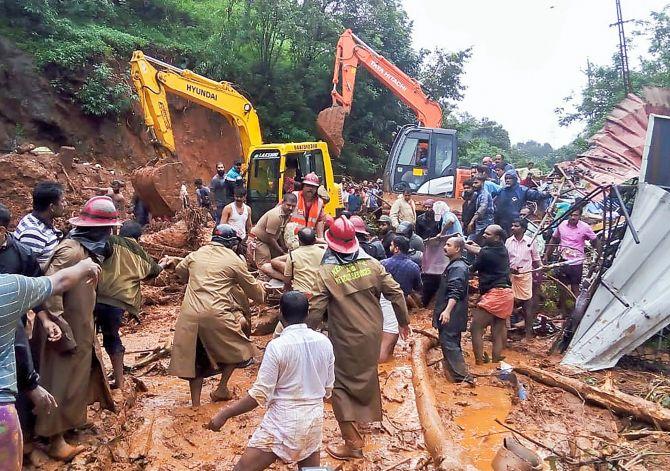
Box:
[0,182,170,468]
[0,153,602,470]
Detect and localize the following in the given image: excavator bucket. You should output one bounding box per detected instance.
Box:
[131,162,185,217]
[316,106,347,157]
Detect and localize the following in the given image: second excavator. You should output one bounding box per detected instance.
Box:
[130,51,342,220]
[317,29,468,199]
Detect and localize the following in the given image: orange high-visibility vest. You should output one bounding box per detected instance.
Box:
[290,191,323,228]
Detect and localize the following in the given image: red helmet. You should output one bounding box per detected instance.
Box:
[349,215,369,235]
[325,216,359,254]
[69,196,121,227]
[302,172,320,187]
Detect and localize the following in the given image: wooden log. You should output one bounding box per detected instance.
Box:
[515,363,670,431]
[411,337,473,470]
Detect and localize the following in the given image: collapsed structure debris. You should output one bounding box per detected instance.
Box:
[563,114,670,370]
[557,87,670,188]
[516,364,670,431]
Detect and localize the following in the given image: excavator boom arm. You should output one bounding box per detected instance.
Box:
[130,51,263,158]
[329,29,442,128]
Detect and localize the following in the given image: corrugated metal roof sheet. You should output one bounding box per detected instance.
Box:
[558,87,670,187]
[562,182,670,370]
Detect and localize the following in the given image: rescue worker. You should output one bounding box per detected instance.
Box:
[494,172,549,234]
[434,236,473,383]
[505,218,542,338]
[83,180,126,216]
[396,221,424,268]
[290,172,325,238]
[95,221,167,388]
[35,196,118,461]
[262,173,327,281]
[350,215,385,260]
[389,189,416,228]
[308,216,410,460]
[378,215,395,258]
[249,193,296,278]
[464,225,513,364]
[169,224,265,407]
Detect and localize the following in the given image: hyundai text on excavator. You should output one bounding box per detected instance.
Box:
[317,29,470,201]
[129,51,342,220]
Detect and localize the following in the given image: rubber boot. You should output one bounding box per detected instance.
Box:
[326,421,364,460]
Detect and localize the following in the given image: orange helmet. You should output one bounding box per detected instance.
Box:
[69,196,121,227]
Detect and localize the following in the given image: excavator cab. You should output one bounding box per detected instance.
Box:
[383,125,459,197]
[247,142,341,222]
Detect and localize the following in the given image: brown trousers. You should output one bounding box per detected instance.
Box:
[470,307,507,363]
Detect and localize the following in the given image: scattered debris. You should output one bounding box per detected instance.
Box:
[515,363,670,430]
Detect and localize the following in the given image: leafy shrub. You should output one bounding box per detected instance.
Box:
[75,64,132,117]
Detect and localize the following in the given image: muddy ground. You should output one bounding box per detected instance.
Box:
[2,186,664,470]
[24,266,670,471]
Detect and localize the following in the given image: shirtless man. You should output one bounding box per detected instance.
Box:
[84,180,126,215]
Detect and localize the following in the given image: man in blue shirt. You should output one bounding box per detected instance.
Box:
[476,166,501,197]
[379,236,421,362]
[468,176,495,243]
[0,259,100,470]
[225,160,244,181]
[495,172,550,234]
[346,188,363,214]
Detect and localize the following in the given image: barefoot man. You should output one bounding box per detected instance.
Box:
[208,291,334,470]
[169,224,265,407]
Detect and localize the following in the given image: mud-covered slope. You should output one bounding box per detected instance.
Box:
[0,37,242,181]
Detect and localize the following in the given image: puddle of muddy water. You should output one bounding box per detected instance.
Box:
[454,384,511,470]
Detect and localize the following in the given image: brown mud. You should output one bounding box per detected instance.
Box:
[24,293,670,471]
[16,221,670,470]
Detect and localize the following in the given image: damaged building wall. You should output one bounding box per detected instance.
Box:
[562,114,670,371]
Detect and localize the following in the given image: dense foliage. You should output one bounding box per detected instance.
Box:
[0,0,471,176]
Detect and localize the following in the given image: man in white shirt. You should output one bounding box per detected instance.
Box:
[389,189,417,228]
[208,291,335,470]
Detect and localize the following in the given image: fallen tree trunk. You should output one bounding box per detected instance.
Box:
[411,337,473,470]
[515,363,670,431]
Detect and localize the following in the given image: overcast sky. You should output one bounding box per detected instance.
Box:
[402,0,669,148]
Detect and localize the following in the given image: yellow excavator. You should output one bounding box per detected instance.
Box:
[129,51,342,220]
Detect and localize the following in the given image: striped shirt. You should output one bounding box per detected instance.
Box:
[0,275,52,403]
[13,213,62,268]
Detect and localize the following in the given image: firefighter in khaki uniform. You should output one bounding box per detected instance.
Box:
[264,172,327,281]
[308,217,411,460]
